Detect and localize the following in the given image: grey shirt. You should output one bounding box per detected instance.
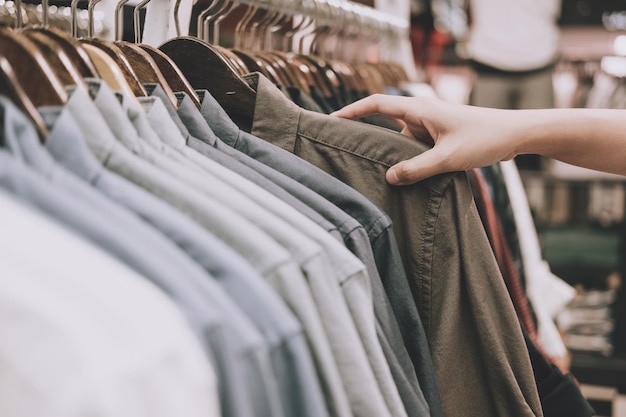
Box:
[47,86,286,417]
[143,86,353,417]
[195,87,435,416]
[63,84,348,417]
[143,83,343,243]
[39,100,329,417]
[103,85,395,417]
[0,95,276,417]
[170,91,409,417]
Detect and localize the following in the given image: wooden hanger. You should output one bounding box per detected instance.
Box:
[80,38,148,97]
[231,49,282,84]
[265,51,314,94]
[115,41,179,108]
[24,30,89,90]
[0,28,68,107]
[138,44,202,108]
[0,53,49,141]
[214,45,250,75]
[256,53,294,88]
[159,36,257,132]
[297,54,339,98]
[81,43,139,100]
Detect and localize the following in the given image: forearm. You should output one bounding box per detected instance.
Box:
[514,108,626,175]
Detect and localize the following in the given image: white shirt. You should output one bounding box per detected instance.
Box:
[0,190,220,417]
[499,161,575,359]
[467,0,561,71]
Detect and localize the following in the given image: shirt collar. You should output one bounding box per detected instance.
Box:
[41,100,103,184]
[196,89,239,146]
[146,83,191,138]
[176,91,219,146]
[245,72,301,153]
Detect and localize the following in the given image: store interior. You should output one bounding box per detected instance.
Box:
[1,0,626,416]
[414,2,626,415]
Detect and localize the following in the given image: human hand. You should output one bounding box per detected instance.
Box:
[332,95,521,185]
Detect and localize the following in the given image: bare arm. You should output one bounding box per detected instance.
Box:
[332,95,626,185]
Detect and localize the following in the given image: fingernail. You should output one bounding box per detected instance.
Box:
[387,167,399,184]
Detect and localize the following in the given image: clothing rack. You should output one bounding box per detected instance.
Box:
[141,0,416,78]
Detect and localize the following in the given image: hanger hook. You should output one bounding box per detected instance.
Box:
[173,0,183,36]
[281,0,311,52]
[247,0,277,51]
[13,0,22,29]
[41,0,49,27]
[133,0,152,43]
[234,0,259,49]
[70,0,81,36]
[297,0,318,54]
[262,0,285,50]
[202,0,229,43]
[197,0,220,41]
[88,0,103,38]
[114,0,131,40]
[211,0,238,46]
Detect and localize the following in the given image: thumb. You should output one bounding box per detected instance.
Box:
[386,149,448,185]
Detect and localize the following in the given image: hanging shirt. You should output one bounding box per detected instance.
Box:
[247,72,544,417]
[194,88,436,417]
[55,86,287,417]
[0,190,218,417]
[93,80,398,417]
[38,101,329,417]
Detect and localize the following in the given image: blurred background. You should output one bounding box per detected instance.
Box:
[411,2,626,415]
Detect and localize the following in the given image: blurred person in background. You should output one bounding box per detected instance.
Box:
[466,0,562,168]
[467,0,562,109]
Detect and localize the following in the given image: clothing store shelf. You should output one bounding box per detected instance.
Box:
[571,352,626,394]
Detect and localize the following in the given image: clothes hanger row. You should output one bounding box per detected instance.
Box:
[0,0,107,37]
[156,0,412,131]
[0,0,202,141]
[0,0,411,141]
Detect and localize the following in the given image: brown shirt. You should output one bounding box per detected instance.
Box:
[247,73,544,417]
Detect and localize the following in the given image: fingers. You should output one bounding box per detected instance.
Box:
[386,149,449,185]
[331,94,417,121]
